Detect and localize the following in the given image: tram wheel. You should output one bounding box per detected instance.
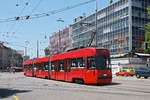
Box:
[74,78,84,84]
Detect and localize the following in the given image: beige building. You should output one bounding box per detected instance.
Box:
[0,43,23,71]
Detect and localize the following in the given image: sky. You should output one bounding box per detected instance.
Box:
[0,0,110,58]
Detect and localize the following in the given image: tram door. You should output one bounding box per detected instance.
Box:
[32,59,34,76]
[48,56,51,79]
[49,60,57,80]
[55,61,58,80]
[56,60,65,80]
[64,59,67,81]
[65,59,71,81]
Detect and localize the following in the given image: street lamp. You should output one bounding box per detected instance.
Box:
[37,40,39,58]
[25,40,30,56]
[95,0,98,47]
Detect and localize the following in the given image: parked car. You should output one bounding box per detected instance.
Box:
[135,67,150,79]
[116,69,135,76]
[11,67,23,72]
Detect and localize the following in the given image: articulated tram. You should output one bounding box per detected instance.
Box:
[24,47,112,84]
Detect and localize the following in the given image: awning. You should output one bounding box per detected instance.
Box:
[135,53,150,57]
[111,53,128,58]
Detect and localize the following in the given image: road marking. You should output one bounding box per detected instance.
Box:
[13,95,19,100]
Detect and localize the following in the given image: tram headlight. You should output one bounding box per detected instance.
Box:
[103,73,107,76]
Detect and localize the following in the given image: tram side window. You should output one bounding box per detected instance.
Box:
[23,65,25,69]
[26,65,28,70]
[36,63,40,71]
[41,63,45,71]
[29,64,33,71]
[37,63,40,71]
[27,65,30,71]
[87,56,96,69]
[65,60,67,72]
[24,65,26,70]
[26,65,29,71]
[35,63,38,71]
[31,64,33,71]
[33,63,36,71]
[28,64,31,71]
[25,65,27,70]
[68,59,71,72]
[58,60,65,72]
[44,62,49,71]
[38,63,44,71]
[51,61,56,71]
[77,57,85,68]
[28,64,30,71]
[71,58,77,68]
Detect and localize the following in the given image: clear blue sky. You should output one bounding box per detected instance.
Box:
[0,0,110,58]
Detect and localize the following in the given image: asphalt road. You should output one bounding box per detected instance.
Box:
[0,72,150,100]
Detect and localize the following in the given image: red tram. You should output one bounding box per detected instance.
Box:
[24,59,34,76]
[24,48,112,84]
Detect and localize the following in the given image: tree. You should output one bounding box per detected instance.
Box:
[143,6,150,53]
[110,0,113,4]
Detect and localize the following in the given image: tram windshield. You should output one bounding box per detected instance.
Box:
[87,56,111,70]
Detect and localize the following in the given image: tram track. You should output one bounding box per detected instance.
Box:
[1,73,150,96]
[1,84,147,97]
[1,80,150,97]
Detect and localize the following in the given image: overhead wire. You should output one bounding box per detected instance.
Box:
[0,0,96,23]
[3,0,31,42]
[11,0,43,41]
[30,0,43,15]
[9,0,31,32]
[1,0,44,56]
[1,0,96,56]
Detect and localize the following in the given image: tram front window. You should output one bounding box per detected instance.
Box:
[96,56,111,69]
[87,56,96,69]
[87,56,111,70]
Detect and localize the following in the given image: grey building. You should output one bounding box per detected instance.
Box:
[71,0,150,55]
[0,43,23,71]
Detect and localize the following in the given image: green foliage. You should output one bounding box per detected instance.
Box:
[145,23,150,41]
[144,41,150,53]
[110,0,113,4]
[144,48,150,54]
[147,6,150,18]
[143,6,150,53]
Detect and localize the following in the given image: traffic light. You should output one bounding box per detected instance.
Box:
[144,42,148,50]
[26,16,30,19]
[15,17,20,20]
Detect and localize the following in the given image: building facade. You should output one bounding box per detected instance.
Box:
[71,0,150,55]
[0,43,23,71]
[45,27,70,55]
